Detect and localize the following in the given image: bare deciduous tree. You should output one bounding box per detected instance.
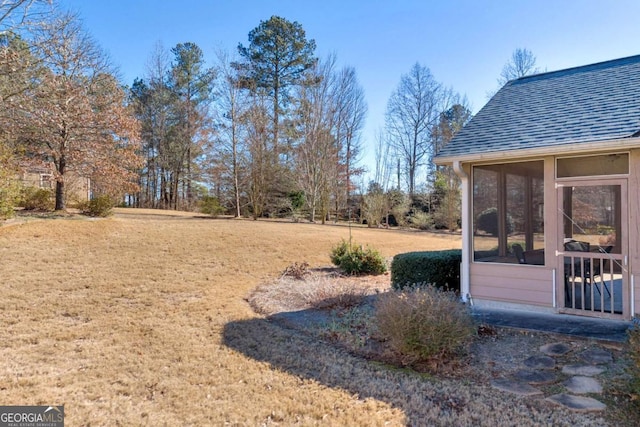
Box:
[331,64,366,219]
[498,48,539,85]
[244,92,271,219]
[0,0,50,34]
[385,62,451,197]
[373,128,393,191]
[213,48,247,217]
[294,55,339,223]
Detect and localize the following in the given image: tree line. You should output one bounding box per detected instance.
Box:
[129,15,366,223]
[0,0,540,229]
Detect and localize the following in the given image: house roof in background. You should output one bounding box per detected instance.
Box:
[436,55,640,161]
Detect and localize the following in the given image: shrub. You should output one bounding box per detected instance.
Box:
[391,250,461,292]
[476,207,514,236]
[408,211,433,230]
[20,187,54,211]
[361,191,386,227]
[0,145,19,219]
[288,191,305,211]
[80,195,114,217]
[330,239,350,266]
[506,241,526,255]
[281,262,310,280]
[200,195,225,216]
[388,189,410,226]
[0,185,18,219]
[374,285,475,365]
[330,239,387,276]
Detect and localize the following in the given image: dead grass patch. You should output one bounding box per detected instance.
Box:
[249,268,378,315]
[1,209,459,425]
[0,209,628,426]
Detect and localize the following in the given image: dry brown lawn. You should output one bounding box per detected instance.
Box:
[0,209,615,425]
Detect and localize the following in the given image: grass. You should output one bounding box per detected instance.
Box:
[0,208,618,425]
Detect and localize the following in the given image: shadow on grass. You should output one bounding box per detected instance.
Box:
[223,315,440,425]
[221,313,606,426]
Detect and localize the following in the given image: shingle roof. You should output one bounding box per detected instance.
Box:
[436,55,640,160]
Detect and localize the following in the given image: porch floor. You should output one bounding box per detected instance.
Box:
[472,307,632,342]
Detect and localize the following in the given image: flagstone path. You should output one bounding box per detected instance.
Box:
[490,341,615,412]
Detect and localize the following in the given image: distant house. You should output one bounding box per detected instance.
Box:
[435,55,640,320]
[18,162,91,204]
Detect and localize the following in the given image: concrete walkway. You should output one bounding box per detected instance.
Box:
[471,307,632,342]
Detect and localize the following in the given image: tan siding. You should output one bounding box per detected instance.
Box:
[470,263,553,307]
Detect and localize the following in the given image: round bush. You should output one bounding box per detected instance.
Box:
[200,195,225,216]
[476,207,514,236]
[81,195,114,217]
[330,239,386,276]
[21,187,54,211]
[374,285,475,365]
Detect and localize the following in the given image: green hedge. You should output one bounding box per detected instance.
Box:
[391,249,462,292]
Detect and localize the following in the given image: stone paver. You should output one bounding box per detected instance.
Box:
[513,369,557,385]
[488,340,614,412]
[540,342,572,356]
[562,364,604,376]
[523,355,556,369]
[546,394,606,412]
[564,376,603,394]
[579,348,613,365]
[491,378,543,396]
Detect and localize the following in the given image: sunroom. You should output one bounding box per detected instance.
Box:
[436,55,640,320]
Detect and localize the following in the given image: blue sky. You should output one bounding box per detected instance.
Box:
[59,0,640,178]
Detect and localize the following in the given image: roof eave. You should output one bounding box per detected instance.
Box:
[434,136,640,165]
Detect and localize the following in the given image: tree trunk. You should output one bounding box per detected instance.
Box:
[55,179,65,211]
[186,146,192,210]
[232,126,241,218]
[273,80,279,154]
[55,156,66,211]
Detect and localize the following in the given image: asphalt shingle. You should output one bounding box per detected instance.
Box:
[437,55,640,159]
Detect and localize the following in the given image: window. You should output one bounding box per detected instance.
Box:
[473,161,545,264]
[557,153,628,178]
[39,174,53,189]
